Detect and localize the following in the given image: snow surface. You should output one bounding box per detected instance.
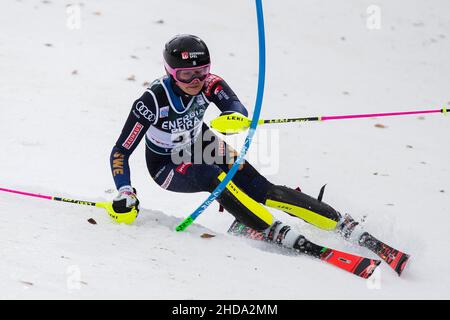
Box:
[1,0,449,299]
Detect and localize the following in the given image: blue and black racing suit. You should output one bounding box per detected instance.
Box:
[110,74,341,231]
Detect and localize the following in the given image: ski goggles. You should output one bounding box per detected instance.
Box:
[165,63,211,84]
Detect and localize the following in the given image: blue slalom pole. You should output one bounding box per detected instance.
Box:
[176,0,266,231]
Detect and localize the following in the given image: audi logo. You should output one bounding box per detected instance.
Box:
[135,101,156,122]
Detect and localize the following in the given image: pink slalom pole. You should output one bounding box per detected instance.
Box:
[260,107,447,126]
[0,187,99,207]
[321,109,444,121]
[0,186,138,224]
[0,187,53,200]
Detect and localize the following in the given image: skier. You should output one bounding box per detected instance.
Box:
[109,34,409,276]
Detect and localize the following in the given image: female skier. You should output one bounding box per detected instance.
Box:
[109,34,409,275]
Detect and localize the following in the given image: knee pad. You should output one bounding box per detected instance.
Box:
[210,172,273,231]
[264,185,341,230]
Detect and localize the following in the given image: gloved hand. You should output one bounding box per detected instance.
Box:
[210,111,250,135]
[112,186,140,213]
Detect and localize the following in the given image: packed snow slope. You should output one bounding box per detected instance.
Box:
[1,0,449,299]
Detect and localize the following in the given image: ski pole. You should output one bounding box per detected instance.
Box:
[210,107,448,134]
[0,187,135,224]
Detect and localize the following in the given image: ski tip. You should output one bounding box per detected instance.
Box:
[394,253,410,277]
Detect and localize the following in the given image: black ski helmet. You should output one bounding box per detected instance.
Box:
[163,34,210,69]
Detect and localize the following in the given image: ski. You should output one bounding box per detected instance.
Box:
[359,232,410,276]
[228,220,381,279]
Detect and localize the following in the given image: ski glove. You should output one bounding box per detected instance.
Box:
[216,111,248,135]
[113,186,139,213]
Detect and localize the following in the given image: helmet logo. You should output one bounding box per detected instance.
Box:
[181,51,205,60]
[181,52,189,59]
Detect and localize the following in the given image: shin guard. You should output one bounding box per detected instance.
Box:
[264,185,341,230]
[212,172,273,231]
